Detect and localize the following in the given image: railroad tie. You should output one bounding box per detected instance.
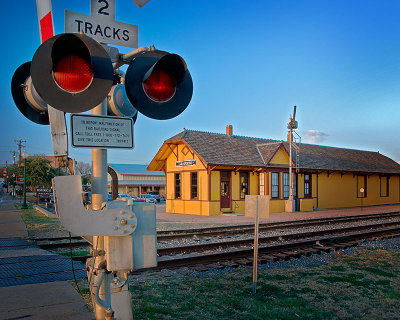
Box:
[233,258,252,266]
[313,245,332,253]
[270,253,290,261]
[301,248,321,255]
[219,261,239,268]
[309,247,324,254]
[206,263,225,270]
[279,250,302,258]
[258,254,279,262]
[297,249,312,257]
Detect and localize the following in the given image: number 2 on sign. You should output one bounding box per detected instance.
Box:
[98,0,109,15]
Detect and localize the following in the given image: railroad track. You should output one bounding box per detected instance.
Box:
[30,211,400,273]
[153,225,400,271]
[33,210,400,249]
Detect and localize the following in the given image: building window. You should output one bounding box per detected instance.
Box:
[271,172,279,199]
[175,173,181,199]
[357,175,367,198]
[259,172,265,195]
[380,176,389,197]
[240,172,249,199]
[283,173,289,198]
[304,174,312,198]
[191,172,198,199]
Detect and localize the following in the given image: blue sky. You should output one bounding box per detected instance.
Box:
[1,0,400,166]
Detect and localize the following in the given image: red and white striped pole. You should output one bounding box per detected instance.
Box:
[36,0,69,158]
[36,0,54,43]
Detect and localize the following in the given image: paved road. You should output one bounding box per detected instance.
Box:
[0,186,92,319]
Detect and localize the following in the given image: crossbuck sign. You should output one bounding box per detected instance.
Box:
[65,0,138,48]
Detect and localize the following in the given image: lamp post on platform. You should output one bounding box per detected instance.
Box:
[21,150,28,209]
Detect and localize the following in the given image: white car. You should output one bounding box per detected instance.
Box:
[117,194,132,201]
[137,194,157,203]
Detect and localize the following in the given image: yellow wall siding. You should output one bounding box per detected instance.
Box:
[363,175,399,206]
[312,174,318,198]
[162,142,400,216]
[165,144,206,173]
[269,148,290,165]
[209,201,221,215]
[300,198,314,211]
[297,174,304,198]
[250,173,259,195]
[165,143,213,214]
[270,199,285,212]
[316,173,400,209]
[231,173,240,201]
[231,173,241,213]
[317,173,355,208]
[210,171,220,201]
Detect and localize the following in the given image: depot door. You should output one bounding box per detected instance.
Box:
[220,171,231,209]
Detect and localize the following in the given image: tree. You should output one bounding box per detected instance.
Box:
[5,164,23,185]
[76,161,92,175]
[76,161,92,185]
[23,155,57,188]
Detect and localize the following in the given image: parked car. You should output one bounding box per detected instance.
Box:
[117,194,132,201]
[147,191,161,202]
[137,194,157,203]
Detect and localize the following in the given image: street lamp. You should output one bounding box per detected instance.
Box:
[21,150,28,209]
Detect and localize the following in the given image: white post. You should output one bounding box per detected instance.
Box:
[252,196,260,294]
[91,100,109,320]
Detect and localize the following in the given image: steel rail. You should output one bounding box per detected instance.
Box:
[153,226,400,269]
[157,219,400,256]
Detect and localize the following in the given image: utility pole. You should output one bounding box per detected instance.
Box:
[14,140,26,164]
[285,106,297,213]
[10,151,17,165]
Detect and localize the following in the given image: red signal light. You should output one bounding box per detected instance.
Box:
[143,69,176,102]
[53,55,93,92]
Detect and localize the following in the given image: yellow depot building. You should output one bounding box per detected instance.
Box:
[147,126,400,215]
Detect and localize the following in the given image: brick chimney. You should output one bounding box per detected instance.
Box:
[226,125,233,136]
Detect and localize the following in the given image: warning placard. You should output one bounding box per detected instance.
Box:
[70,114,134,149]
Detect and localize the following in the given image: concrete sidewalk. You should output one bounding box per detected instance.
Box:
[0,189,92,320]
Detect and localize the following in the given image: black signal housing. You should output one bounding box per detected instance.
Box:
[125,50,193,120]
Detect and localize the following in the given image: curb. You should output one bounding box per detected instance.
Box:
[33,205,58,219]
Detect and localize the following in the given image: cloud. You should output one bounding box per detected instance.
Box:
[303,130,329,144]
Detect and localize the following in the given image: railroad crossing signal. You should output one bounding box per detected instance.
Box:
[125,50,193,120]
[31,33,114,114]
[11,33,193,123]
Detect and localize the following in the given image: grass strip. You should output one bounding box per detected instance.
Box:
[130,248,400,320]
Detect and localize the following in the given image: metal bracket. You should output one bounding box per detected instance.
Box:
[53,175,137,236]
[48,106,68,156]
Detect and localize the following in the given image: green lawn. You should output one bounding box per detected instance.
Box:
[17,205,67,238]
[16,205,400,319]
[130,248,400,320]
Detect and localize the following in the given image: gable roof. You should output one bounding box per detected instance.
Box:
[168,130,274,167]
[256,142,286,165]
[108,163,164,176]
[150,129,400,175]
[281,142,400,174]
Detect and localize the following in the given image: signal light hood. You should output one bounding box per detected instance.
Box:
[125,50,193,120]
[30,33,114,114]
[11,62,49,125]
